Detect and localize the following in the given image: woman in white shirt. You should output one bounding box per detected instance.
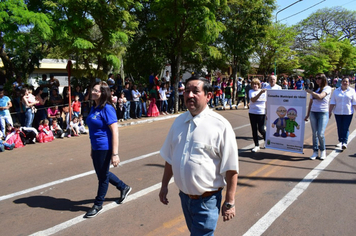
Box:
[305,74,332,160]
[329,77,356,150]
[249,78,267,152]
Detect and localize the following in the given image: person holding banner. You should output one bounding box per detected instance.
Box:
[249,78,267,152]
[305,74,331,160]
[263,75,281,90]
[329,77,356,150]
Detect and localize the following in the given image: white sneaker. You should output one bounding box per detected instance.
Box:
[310,151,318,160]
[336,142,342,147]
[252,146,260,152]
[320,150,326,160]
[342,143,347,150]
[244,106,247,108]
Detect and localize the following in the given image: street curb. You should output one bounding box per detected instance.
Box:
[117,113,181,127]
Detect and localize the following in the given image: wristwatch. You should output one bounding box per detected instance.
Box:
[224,202,235,209]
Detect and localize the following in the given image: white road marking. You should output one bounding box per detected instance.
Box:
[0,151,160,202]
[3,120,345,235]
[29,179,174,236]
[243,128,356,236]
[0,122,250,202]
[233,123,251,130]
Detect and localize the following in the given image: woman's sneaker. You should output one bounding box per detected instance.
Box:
[320,150,326,160]
[342,143,347,150]
[252,146,260,153]
[310,151,318,160]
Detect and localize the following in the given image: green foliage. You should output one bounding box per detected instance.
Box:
[254,23,299,75]
[0,0,53,79]
[42,0,140,79]
[299,36,356,76]
[219,0,275,77]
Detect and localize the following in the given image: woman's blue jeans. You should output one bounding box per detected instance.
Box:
[91,150,127,206]
[334,114,353,144]
[24,108,34,127]
[160,100,168,112]
[310,111,329,151]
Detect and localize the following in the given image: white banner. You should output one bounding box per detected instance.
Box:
[265,90,307,153]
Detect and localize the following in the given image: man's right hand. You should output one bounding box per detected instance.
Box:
[159,187,169,205]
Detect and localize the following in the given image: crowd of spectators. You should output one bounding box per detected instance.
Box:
[0,74,90,152]
[1,71,355,155]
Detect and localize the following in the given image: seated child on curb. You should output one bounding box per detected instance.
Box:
[19,125,38,144]
[66,116,79,137]
[0,130,15,151]
[4,123,21,149]
[55,111,65,130]
[50,118,64,138]
[78,114,88,134]
[37,119,54,143]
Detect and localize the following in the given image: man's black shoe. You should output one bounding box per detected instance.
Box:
[118,186,132,204]
[84,205,102,218]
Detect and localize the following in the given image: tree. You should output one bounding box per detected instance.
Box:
[0,0,52,82]
[43,0,140,80]
[294,7,356,51]
[124,1,167,82]
[253,23,299,75]
[147,0,228,112]
[299,36,356,76]
[218,0,274,100]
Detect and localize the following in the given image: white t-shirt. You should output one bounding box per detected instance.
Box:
[159,88,167,101]
[263,83,282,90]
[249,89,266,115]
[311,86,331,112]
[163,74,170,82]
[330,87,356,115]
[160,106,239,195]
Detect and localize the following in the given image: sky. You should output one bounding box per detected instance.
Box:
[274,0,356,25]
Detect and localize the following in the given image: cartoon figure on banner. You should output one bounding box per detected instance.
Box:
[272,106,287,137]
[285,108,300,137]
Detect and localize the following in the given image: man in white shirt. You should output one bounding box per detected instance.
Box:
[263,75,282,90]
[159,76,239,235]
[163,70,170,82]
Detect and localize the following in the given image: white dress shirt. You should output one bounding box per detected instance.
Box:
[263,83,282,90]
[330,87,356,115]
[160,106,239,195]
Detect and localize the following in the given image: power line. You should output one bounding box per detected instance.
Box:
[278,0,326,22]
[342,0,356,6]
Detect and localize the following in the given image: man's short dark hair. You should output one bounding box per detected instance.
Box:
[185,76,212,95]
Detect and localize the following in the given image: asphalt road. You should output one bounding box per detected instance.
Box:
[0,103,355,236]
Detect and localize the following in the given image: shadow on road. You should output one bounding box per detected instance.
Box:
[13,196,117,213]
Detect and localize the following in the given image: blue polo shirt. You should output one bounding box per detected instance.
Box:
[0,96,11,116]
[86,104,117,150]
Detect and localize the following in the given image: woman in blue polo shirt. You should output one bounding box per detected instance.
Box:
[85,81,131,218]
